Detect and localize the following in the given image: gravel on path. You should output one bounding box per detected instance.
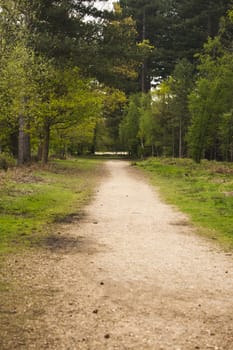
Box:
[1,160,233,350]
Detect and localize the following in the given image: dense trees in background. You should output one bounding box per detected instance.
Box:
[119,0,229,87]
[188,34,233,162]
[0,0,145,164]
[0,1,232,165]
[119,2,233,161]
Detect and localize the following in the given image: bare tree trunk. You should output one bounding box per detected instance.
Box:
[151,144,154,157]
[140,137,144,159]
[172,127,175,157]
[18,115,31,165]
[18,114,25,165]
[230,147,233,162]
[37,134,43,161]
[42,119,50,164]
[141,7,146,93]
[24,122,31,162]
[179,117,182,158]
[91,124,97,155]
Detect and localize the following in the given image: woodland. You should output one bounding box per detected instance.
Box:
[0,4,233,345]
[0,0,232,166]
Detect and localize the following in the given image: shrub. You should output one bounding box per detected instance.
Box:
[0,153,15,170]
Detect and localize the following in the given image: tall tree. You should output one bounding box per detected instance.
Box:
[187,36,233,162]
[120,0,230,81]
[34,65,103,163]
[119,93,141,157]
[26,0,98,66]
[169,59,194,158]
[91,3,145,93]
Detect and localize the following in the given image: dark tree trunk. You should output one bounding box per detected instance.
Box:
[18,114,25,165]
[151,144,154,157]
[24,124,31,162]
[179,117,182,158]
[18,115,31,165]
[91,124,97,155]
[37,143,43,161]
[42,119,50,164]
[37,133,44,161]
[141,7,146,93]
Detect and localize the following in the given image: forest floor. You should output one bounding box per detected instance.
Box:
[1,160,233,349]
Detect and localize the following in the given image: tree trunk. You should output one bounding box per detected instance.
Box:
[179,117,182,158]
[18,114,25,165]
[141,7,146,93]
[24,122,31,162]
[91,124,97,155]
[42,119,50,164]
[140,137,144,159]
[151,144,154,157]
[37,134,43,161]
[18,114,31,165]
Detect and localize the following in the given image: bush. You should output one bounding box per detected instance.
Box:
[0,153,15,170]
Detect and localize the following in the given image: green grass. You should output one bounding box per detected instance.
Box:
[136,158,233,250]
[0,158,102,254]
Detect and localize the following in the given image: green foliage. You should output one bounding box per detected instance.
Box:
[141,60,195,159]
[137,93,153,154]
[120,0,230,81]
[0,0,232,162]
[99,88,127,151]
[93,4,144,93]
[119,93,141,156]
[25,0,99,67]
[150,81,174,157]
[168,59,194,157]
[0,43,36,120]
[188,37,233,162]
[37,65,103,159]
[0,0,145,161]
[219,110,233,161]
[0,153,15,170]
[0,42,104,162]
[137,158,233,249]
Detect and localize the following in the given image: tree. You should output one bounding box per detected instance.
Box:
[0,43,39,164]
[168,59,194,158]
[120,0,230,81]
[119,93,141,157]
[119,91,162,158]
[25,0,98,66]
[35,65,103,163]
[120,0,158,90]
[219,110,233,161]
[91,3,144,93]
[137,93,152,156]
[151,81,175,157]
[101,88,127,151]
[187,35,233,162]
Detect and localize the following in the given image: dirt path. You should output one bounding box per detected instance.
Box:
[1,160,233,349]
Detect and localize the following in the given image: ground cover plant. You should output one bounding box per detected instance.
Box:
[137,158,233,249]
[0,158,102,254]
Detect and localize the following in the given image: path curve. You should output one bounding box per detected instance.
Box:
[2,160,233,349]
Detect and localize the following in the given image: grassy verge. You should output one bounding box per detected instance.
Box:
[136,158,233,250]
[0,158,102,254]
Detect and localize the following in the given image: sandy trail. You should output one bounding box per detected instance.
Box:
[1,160,233,349]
